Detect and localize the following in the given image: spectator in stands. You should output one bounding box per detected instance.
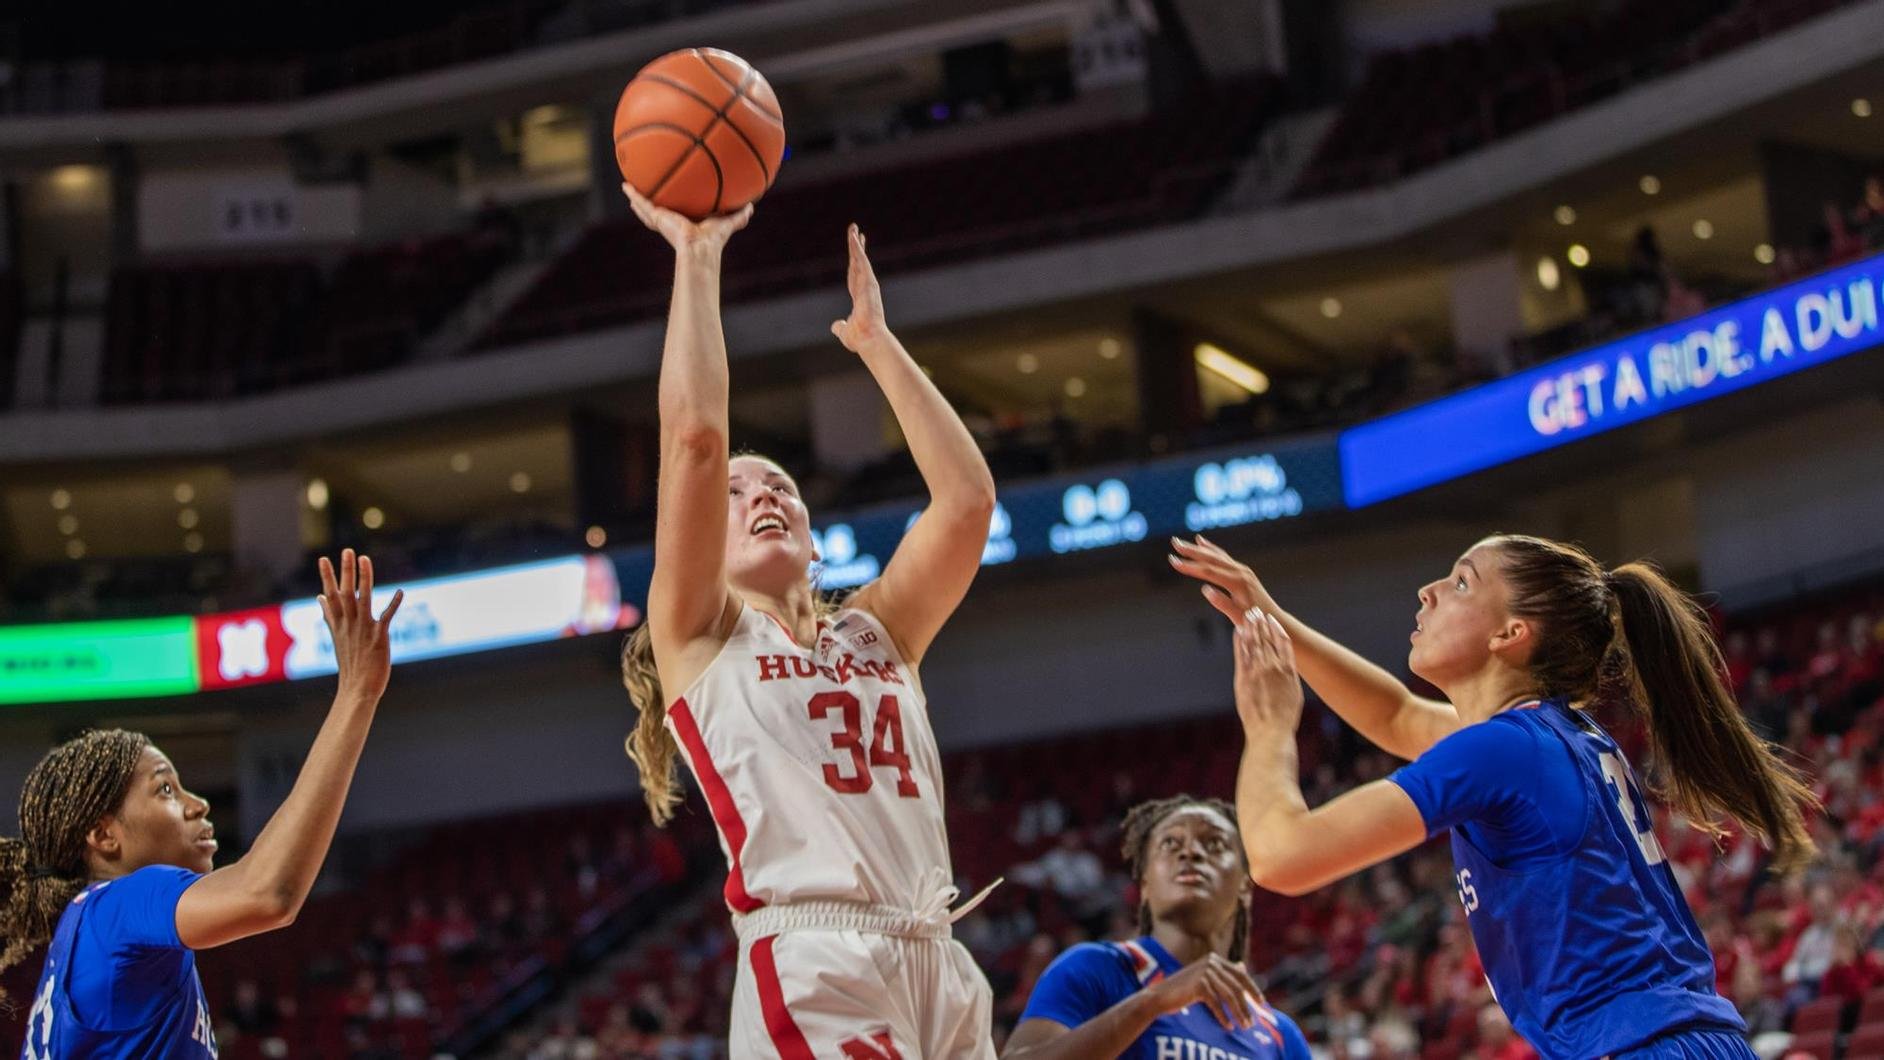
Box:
[355,910,396,967]
[1783,884,1841,1005]
[1002,795,1310,1060]
[1626,225,1669,323]
[1322,985,1369,1055]
[522,885,563,942]
[390,896,440,964]
[225,976,281,1038]
[529,1015,598,1060]
[384,967,428,1020]
[1819,923,1881,1005]
[486,891,526,957]
[1015,792,1070,846]
[1475,1004,1537,1060]
[436,894,482,963]
[340,968,389,1027]
[1821,202,1866,264]
[1858,175,1884,245]
[1010,829,1111,924]
[565,832,600,900]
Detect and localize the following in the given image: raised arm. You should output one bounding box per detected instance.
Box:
[840,225,996,665]
[1169,535,1461,761]
[1230,611,1428,897]
[626,185,754,656]
[176,551,402,949]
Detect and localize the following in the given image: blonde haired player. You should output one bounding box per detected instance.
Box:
[617,183,999,1059]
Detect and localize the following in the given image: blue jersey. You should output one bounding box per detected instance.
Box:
[1388,700,1742,1059]
[1019,936,1312,1060]
[19,866,217,1060]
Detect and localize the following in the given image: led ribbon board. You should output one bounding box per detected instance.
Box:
[0,617,199,704]
[809,436,1342,587]
[1339,252,1884,507]
[197,555,634,689]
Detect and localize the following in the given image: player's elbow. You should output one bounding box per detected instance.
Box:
[933,469,996,518]
[661,420,727,463]
[951,481,997,523]
[1248,865,1317,898]
[252,887,303,930]
[1245,845,1319,897]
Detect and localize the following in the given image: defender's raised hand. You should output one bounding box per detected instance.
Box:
[317,549,403,703]
[1234,610,1303,734]
[830,223,888,354]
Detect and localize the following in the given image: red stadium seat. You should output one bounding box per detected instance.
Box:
[1847,1021,1884,1060]
[1791,1030,1839,1060]
[1794,996,1846,1036]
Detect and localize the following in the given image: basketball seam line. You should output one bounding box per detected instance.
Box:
[632,72,774,190]
[619,120,718,205]
[698,50,784,126]
[728,67,776,190]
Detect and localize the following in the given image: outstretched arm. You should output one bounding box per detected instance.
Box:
[841,225,996,665]
[1230,611,1427,897]
[176,551,403,948]
[627,184,754,655]
[1170,535,1461,760]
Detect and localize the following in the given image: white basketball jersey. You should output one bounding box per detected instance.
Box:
[665,603,954,913]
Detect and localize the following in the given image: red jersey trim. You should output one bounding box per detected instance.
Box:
[668,697,763,913]
[751,935,815,1060]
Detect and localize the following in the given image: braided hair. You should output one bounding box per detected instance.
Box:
[0,729,150,994]
[1119,794,1248,960]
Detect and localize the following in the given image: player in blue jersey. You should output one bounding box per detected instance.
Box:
[1,550,401,1060]
[1169,532,1817,1060]
[1001,794,1312,1060]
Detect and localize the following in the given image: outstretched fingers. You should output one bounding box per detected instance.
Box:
[377,589,406,629]
[318,555,339,602]
[338,547,356,602]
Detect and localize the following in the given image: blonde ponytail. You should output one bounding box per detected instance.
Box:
[622,625,685,827]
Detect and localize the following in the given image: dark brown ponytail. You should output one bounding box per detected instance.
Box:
[1606,563,1817,875]
[1491,535,1817,876]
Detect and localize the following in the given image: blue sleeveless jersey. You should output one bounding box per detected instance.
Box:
[1388,701,1742,1059]
[1019,936,1312,1060]
[19,866,217,1060]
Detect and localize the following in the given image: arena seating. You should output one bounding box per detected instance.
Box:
[0,798,708,1059]
[1293,0,1857,200]
[477,77,1283,349]
[99,230,510,403]
[191,802,703,1059]
[7,1,781,113]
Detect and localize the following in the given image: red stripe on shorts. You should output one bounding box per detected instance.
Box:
[752,935,815,1060]
[668,697,762,913]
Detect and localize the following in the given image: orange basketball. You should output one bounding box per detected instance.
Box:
[614,48,786,221]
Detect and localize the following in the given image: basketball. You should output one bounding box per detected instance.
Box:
[613,48,786,221]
